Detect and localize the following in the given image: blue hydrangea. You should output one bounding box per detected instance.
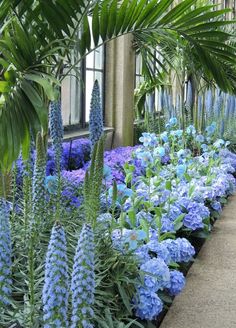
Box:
[135,245,151,264]
[140,258,170,292]
[162,238,195,263]
[42,223,69,327]
[133,287,163,321]
[183,213,204,231]
[89,80,103,148]
[71,224,95,328]
[211,201,222,212]
[0,200,12,306]
[49,101,63,170]
[167,270,186,296]
[146,240,171,264]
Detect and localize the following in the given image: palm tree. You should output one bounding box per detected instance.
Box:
[0,0,235,169]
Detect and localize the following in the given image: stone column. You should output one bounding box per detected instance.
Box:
[105,34,135,147]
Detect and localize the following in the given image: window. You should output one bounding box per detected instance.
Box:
[61,45,105,128]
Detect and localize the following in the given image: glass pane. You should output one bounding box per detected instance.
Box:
[86,51,94,69]
[95,46,103,69]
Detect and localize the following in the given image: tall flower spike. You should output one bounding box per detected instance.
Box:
[49,101,64,172]
[32,132,46,225]
[70,224,95,328]
[42,222,69,327]
[89,80,104,148]
[0,199,12,306]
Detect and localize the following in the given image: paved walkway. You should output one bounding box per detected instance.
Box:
[160,195,236,328]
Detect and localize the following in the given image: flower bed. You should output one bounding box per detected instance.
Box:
[2,120,236,327]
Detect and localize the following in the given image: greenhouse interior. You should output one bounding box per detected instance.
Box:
[1,0,236,327]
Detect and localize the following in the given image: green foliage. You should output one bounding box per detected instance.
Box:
[84,136,105,227]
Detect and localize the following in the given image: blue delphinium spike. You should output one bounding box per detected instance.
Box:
[185,80,193,123]
[32,133,46,224]
[0,199,12,307]
[214,92,223,119]
[205,89,213,121]
[42,222,69,327]
[70,224,95,328]
[89,80,104,148]
[49,101,64,172]
[198,95,202,125]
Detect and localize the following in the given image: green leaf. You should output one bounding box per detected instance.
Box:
[25,74,56,101]
[0,81,12,93]
[92,3,100,46]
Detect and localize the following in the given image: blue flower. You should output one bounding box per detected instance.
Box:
[154,146,165,158]
[139,132,158,147]
[213,139,225,149]
[169,117,178,126]
[89,80,104,148]
[124,229,146,250]
[201,144,209,152]
[0,200,12,306]
[109,184,133,204]
[183,213,204,231]
[140,258,170,292]
[211,201,222,212]
[205,122,216,136]
[49,101,64,170]
[42,223,69,327]
[162,238,195,263]
[103,164,112,181]
[71,224,95,328]
[160,131,168,143]
[195,134,205,143]
[176,164,187,178]
[136,150,154,167]
[167,270,185,296]
[45,175,58,195]
[133,287,163,320]
[186,125,196,135]
[32,133,46,224]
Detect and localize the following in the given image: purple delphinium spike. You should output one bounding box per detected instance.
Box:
[49,101,64,171]
[0,199,12,306]
[89,80,104,148]
[42,222,69,327]
[70,224,95,328]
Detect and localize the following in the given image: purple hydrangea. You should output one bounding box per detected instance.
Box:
[42,223,69,327]
[71,224,95,328]
[0,200,12,306]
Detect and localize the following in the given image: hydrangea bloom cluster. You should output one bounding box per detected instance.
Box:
[167,270,186,296]
[89,80,103,147]
[0,200,12,306]
[49,101,64,170]
[133,287,163,321]
[140,258,170,291]
[162,238,195,263]
[42,223,69,327]
[71,224,95,328]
